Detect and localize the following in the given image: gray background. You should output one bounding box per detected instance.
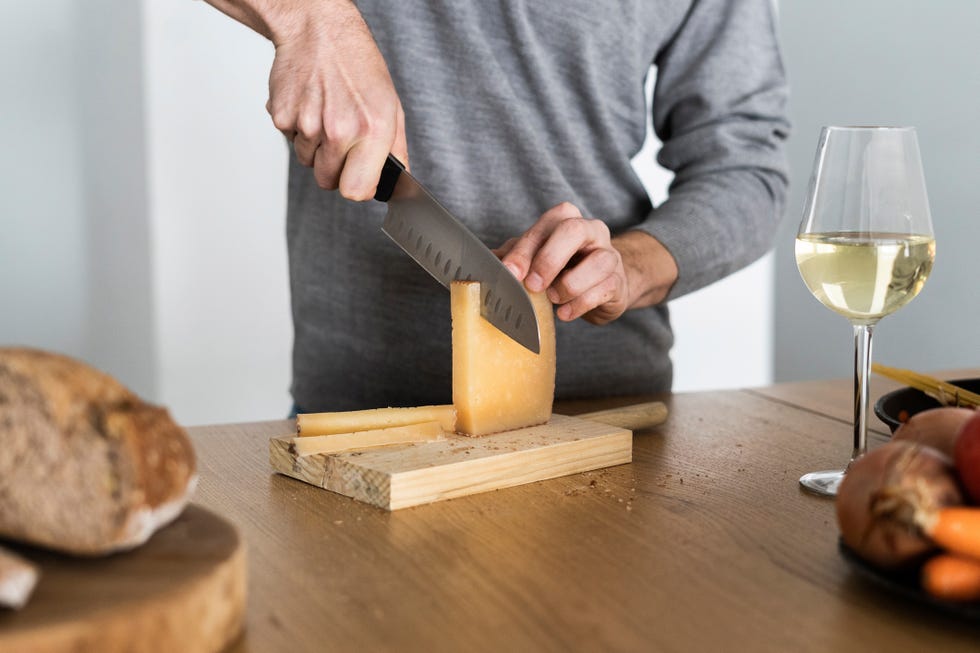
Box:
[774,1,979,381]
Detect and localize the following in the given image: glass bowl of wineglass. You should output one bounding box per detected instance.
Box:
[796,126,935,496]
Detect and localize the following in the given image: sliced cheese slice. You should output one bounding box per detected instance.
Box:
[290,421,445,457]
[452,281,556,436]
[297,405,456,436]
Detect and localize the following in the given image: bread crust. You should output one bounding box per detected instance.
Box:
[0,348,197,555]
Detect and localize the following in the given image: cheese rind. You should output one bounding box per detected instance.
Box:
[452,281,556,436]
[290,421,445,457]
[297,405,456,436]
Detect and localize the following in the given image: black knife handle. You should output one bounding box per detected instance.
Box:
[374,154,406,203]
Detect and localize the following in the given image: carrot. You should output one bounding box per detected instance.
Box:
[918,507,980,561]
[922,554,980,602]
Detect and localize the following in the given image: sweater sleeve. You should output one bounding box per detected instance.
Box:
[633,0,790,300]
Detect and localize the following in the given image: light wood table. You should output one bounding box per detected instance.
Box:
[190,372,980,652]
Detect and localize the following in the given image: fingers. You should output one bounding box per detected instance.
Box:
[277,94,397,196]
[269,80,323,167]
[557,270,628,324]
[547,247,621,305]
[528,217,611,294]
[492,238,520,278]
[501,202,631,324]
[493,237,518,256]
[502,202,611,292]
[265,12,404,201]
[293,133,320,167]
[312,144,343,190]
[273,95,399,198]
[500,202,582,284]
[339,129,394,201]
[547,247,628,323]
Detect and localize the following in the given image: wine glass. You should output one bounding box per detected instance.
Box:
[796,126,935,496]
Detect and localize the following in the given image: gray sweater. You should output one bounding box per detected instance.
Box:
[286,0,790,411]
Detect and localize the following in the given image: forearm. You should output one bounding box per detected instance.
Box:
[635,167,786,301]
[646,0,789,300]
[201,0,353,45]
[201,0,275,40]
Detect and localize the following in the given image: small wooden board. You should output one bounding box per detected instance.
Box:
[0,504,246,653]
[270,413,633,510]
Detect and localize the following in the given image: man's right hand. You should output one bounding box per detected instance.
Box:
[204,0,408,200]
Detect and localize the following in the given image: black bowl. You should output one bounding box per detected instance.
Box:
[874,377,980,433]
[839,538,980,619]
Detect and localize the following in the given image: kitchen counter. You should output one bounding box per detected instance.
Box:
[189,370,980,652]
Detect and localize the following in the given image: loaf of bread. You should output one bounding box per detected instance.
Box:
[0,348,197,556]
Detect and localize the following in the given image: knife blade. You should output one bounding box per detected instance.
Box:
[374,154,540,354]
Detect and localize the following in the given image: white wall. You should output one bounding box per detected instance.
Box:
[0,1,157,398]
[1,2,91,365]
[142,1,292,424]
[0,1,291,426]
[669,256,773,391]
[77,1,158,400]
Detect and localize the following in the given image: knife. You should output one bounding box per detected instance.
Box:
[374,154,540,354]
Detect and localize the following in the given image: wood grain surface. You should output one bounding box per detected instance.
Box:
[187,377,980,653]
[270,414,633,510]
[750,367,979,435]
[0,505,246,653]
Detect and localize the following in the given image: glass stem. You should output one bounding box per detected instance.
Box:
[851,323,874,465]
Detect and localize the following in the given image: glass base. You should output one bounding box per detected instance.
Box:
[799,470,844,497]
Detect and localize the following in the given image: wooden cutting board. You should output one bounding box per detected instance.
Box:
[0,504,246,653]
[270,402,667,510]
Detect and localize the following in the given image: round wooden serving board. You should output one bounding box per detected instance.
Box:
[0,504,246,653]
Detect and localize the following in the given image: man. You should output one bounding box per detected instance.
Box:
[203,0,790,411]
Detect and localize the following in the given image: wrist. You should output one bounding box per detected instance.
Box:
[612,230,678,309]
[261,0,357,47]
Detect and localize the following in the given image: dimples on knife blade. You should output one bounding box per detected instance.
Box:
[380,168,540,354]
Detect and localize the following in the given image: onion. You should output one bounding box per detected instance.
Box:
[892,407,975,457]
[836,441,964,568]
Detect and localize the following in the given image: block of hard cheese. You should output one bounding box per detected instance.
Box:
[451,281,556,436]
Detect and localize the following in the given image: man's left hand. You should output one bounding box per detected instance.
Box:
[494,203,617,324]
[496,202,679,324]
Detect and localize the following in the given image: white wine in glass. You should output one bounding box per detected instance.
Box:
[796,127,935,496]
